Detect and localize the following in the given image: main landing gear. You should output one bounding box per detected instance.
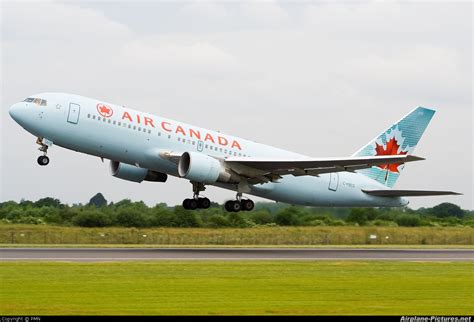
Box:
[36,137,50,166]
[182,182,211,210]
[224,193,254,212]
[181,183,254,212]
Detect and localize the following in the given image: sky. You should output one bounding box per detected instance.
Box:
[1,0,472,209]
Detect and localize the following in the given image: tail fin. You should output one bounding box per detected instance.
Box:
[353,106,435,188]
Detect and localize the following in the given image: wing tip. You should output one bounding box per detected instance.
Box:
[405,155,425,162]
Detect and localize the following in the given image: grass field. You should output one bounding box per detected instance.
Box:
[0,261,472,315]
[1,224,473,245]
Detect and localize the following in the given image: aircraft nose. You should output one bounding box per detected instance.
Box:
[9,102,24,123]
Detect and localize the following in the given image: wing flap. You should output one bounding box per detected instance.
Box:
[225,155,423,177]
[362,189,462,197]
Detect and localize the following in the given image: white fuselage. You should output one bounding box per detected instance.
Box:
[9,93,407,207]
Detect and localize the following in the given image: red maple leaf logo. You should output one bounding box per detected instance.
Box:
[97,104,113,118]
[375,137,407,173]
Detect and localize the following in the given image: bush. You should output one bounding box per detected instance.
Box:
[251,210,273,225]
[116,210,146,227]
[72,211,111,227]
[174,207,202,227]
[275,207,302,226]
[347,208,369,225]
[208,215,230,228]
[150,208,176,227]
[395,214,421,227]
[328,219,346,226]
[227,212,249,228]
[371,220,398,227]
[15,216,44,225]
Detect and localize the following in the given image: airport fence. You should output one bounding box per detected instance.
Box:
[0,225,473,245]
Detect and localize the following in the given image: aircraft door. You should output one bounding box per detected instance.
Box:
[67,103,80,124]
[328,173,339,191]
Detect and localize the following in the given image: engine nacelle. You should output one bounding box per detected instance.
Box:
[110,161,167,183]
[178,152,239,184]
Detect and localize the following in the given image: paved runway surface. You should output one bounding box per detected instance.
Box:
[1,248,473,261]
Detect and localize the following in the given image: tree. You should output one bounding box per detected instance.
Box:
[430,203,465,218]
[88,193,107,207]
[34,197,62,208]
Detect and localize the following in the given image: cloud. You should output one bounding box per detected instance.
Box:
[119,38,239,74]
[3,1,132,42]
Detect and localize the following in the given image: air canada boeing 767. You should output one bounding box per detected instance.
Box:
[9,93,460,212]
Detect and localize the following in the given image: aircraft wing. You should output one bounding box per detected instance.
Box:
[224,155,423,183]
[362,189,462,197]
[159,151,424,184]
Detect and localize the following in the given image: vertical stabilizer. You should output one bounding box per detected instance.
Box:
[353,107,435,188]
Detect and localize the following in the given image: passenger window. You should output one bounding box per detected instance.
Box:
[23,98,34,103]
[40,100,47,106]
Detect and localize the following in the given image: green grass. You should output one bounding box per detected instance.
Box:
[0,261,472,315]
[1,224,473,245]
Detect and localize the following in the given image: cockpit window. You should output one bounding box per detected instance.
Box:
[23,97,47,106]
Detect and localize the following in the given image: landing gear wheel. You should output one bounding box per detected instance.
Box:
[225,200,234,212]
[182,199,191,209]
[183,198,198,210]
[187,199,198,210]
[241,199,254,211]
[198,197,211,209]
[225,200,241,212]
[37,155,50,166]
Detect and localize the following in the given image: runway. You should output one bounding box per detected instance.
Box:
[1,248,473,261]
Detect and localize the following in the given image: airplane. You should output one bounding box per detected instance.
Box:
[9,93,460,212]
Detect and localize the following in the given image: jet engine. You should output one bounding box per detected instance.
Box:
[177,151,239,184]
[110,161,167,183]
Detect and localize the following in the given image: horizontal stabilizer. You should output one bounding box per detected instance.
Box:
[362,189,462,197]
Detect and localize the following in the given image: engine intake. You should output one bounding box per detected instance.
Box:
[110,161,167,183]
[178,152,239,184]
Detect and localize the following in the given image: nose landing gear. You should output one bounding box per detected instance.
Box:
[37,155,50,166]
[36,137,50,166]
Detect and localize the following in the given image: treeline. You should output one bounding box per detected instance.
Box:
[0,193,472,228]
